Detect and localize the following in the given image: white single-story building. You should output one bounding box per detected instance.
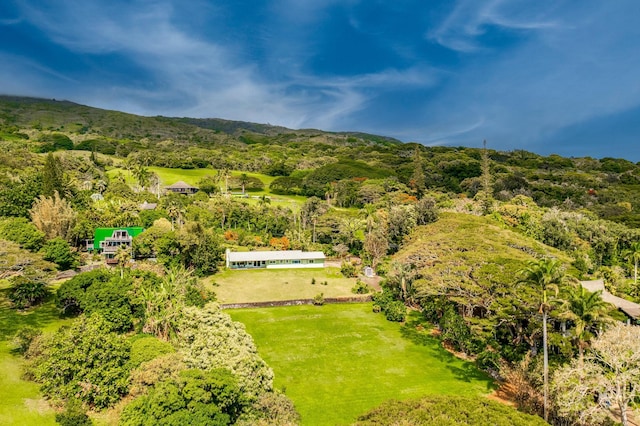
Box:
[226,249,325,270]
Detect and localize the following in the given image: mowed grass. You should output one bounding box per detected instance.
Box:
[106,166,306,208]
[207,267,359,304]
[229,304,495,426]
[106,166,276,187]
[0,282,70,426]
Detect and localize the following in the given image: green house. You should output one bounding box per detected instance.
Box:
[92,227,144,261]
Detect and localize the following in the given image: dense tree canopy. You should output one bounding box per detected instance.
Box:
[33,314,131,409]
[354,395,548,426]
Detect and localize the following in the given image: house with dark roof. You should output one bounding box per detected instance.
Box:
[165,181,199,194]
[226,249,325,269]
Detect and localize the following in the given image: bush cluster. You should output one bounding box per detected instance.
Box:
[372,290,406,322]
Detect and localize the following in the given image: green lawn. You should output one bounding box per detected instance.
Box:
[107,166,276,188]
[0,282,70,426]
[106,166,306,208]
[229,304,495,426]
[207,267,360,304]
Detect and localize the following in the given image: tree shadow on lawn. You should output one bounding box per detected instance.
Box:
[400,311,497,391]
[0,289,62,341]
[400,311,450,362]
[444,363,497,391]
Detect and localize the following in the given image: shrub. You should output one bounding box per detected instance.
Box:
[185,285,214,307]
[372,290,406,322]
[128,335,175,369]
[384,301,406,322]
[0,217,46,251]
[476,349,501,372]
[351,279,370,294]
[11,326,42,354]
[38,133,73,152]
[237,391,301,425]
[440,305,474,353]
[41,237,79,270]
[128,353,185,397]
[341,260,358,278]
[8,276,50,309]
[55,400,93,426]
[313,293,325,306]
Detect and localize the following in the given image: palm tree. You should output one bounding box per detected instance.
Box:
[622,241,640,285]
[360,204,378,235]
[220,168,231,194]
[114,245,131,279]
[560,285,610,367]
[132,164,151,191]
[239,173,249,194]
[518,257,572,422]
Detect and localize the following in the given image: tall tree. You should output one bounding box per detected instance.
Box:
[410,146,426,197]
[364,231,388,270]
[42,153,65,197]
[114,245,131,279]
[622,241,640,285]
[476,140,494,214]
[560,285,610,367]
[132,164,151,191]
[518,257,572,422]
[301,196,327,243]
[360,204,378,235]
[239,173,249,194]
[141,265,195,341]
[553,323,640,426]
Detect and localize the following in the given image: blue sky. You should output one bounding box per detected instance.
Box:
[1,0,639,161]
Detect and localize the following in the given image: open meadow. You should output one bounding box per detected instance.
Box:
[207,267,361,304]
[229,304,495,425]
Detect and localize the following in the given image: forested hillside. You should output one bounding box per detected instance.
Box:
[1,95,640,425]
[2,96,639,226]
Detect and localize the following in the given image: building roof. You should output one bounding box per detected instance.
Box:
[581,279,640,320]
[139,201,158,210]
[227,250,325,262]
[165,180,198,189]
[93,227,144,250]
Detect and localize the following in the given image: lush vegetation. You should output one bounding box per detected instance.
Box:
[355,395,547,426]
[2,95,640,424]
[229,305,495,425]
[0,278,69,425]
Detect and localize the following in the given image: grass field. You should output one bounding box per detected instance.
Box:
[106,166,307,208]
[0,281,70,426]
[207,267,360,304]
[106,166,276,188]
[229,304,495,426]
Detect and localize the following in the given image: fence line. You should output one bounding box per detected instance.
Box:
[220,295,372,310]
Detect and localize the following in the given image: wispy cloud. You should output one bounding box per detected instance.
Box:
[427,0,561,52]
[1,0,640,159]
